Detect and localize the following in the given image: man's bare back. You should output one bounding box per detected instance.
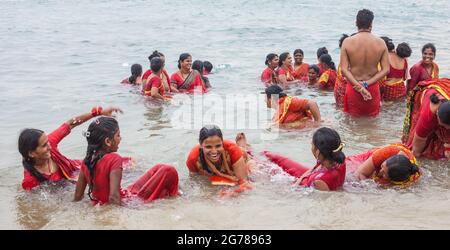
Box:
[341,32,389,83]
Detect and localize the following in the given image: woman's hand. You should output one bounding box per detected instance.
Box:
[101,107,123,117]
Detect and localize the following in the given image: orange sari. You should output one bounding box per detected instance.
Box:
[292,63,309,80]
[273,96,312,128]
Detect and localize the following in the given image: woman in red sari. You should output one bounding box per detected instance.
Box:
[402,78,450,160]
[408,43,439,93]
[74,116,179,205]
[346,144,421,188]
[142,51,178,93]
[318,54,337,90]
[18,106,122,190]
[380,37,412,101]
[264,127,346,191]
[142,57,171,101]
[186,125,252,193]
[261,53,279,86]
[277,52,301,88]
[121,64,143,85]
[292,49,309,80]
[265,85,321,129]
[170,53,205,93]
[334,34,350,107]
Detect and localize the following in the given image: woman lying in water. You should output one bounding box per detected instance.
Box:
[264,127,346,191]
[185,125,253,193]
[18,106,122,190]
[74,116,179,205]
[346,144,421,188]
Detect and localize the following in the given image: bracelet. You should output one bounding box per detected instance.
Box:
[362,81,369,89]
[91,106,103,117]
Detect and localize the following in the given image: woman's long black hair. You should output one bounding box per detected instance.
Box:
[319,54,336,71]
[18,128,47,182]
[83,117,119,201]
[312,127,345,164]
[128,63,142,85]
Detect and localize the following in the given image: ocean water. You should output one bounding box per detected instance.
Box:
[0,0,449,229]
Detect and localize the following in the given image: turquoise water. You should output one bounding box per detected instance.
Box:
[0,0,449,229]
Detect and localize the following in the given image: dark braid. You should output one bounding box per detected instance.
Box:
[83,117,119,201]
[199,148,213,174]
[18,128,47,182]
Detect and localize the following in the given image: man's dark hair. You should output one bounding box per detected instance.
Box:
[356,9,374,29]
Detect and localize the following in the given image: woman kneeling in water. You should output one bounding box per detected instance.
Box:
[264,127,346,191]
[186,125,252,192]
[74,116,179,205]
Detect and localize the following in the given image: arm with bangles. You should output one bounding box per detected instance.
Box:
[231,157,252,191]
[278,74,300,89]
[65,106,123,130]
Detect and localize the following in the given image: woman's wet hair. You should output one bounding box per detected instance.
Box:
[437,100,450,125]
[198,125,223,174]
[293,49,304,56]
[128,64,142,85]
[422,43,436,55]
[192,60,204,74]
[203,61,213,72]
[177,53,192,69]
[18,128,47,182]
[148,50,164,62]
[312,127,345,164]
[278,52,290,67]
[265,53,278,66]
[309,64,320,75]
[396,43,412,58]
[380,36,395,51]
[265,85,287,99]
[83,117,119,201]
[150,57,163,73]
[319,54,336,70]
[339,34,349,48]
[386,155,419,182]
[356,9,374,29]
[316,47,328,59]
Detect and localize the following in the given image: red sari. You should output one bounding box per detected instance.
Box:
[334,64,346,107]
[261,67,278,86]
[263,151,346,191]
[22,123,82,190]
[80,153,179,205]
[408,61,439,92]
[402,78,450,160]
[344,80,381,117]
[292,63,309,80]
[143,69,172,92]
[170,71,206,94]
[318,68,337,90]
[142,75,165,97]
[381,60,408,101]
[274,96,312,128]
[277,66,295,81]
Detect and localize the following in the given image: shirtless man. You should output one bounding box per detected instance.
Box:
[340,9,390,117]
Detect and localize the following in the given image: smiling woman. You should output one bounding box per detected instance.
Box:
[186,125,252,192]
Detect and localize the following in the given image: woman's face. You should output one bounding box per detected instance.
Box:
[308,68,318,82]
[270,56,279,68]
[378,162,390,180]
[283,54,292,67]
[105,129,122,152]
[181,56,192,70]
[422,48,435,65]
[29,134,51,160]
[201,135,224,163]
[294,53,304,64]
